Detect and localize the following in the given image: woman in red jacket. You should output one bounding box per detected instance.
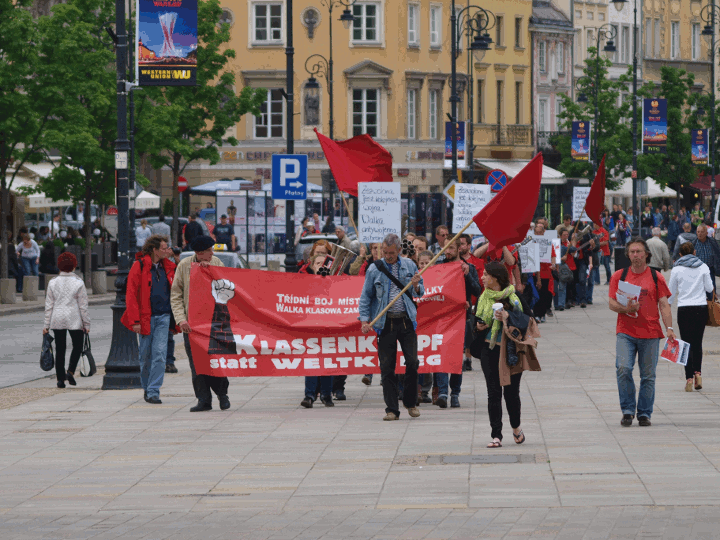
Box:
[121,234,177,404]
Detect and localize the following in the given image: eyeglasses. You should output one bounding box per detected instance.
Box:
[437,233,447,238]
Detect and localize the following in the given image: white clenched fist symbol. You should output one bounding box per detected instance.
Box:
[212,279,235,304]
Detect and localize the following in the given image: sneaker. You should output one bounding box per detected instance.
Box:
[218,395,230,410]
[450,396,460,408]
[557,306,565,311]
[546,309,553,317]
[190,402,212,412]
[406,407,420,418]
[464,358,473,371]
[580,303,587,308]
[383,412,399,421]
[540,316,546,323]
[333,390,346,401]
[361,375,372,386]
[420,392,432,404]
[145,396,162,405]
[320,395,334,407]
[638,416,651,427]
[165,364,178,374]
[620,414,634,427]
[436,396,448,409]
[300,397,313,408]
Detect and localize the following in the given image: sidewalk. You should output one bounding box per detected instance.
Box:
[1,284,720,539]
[0,290,116,317]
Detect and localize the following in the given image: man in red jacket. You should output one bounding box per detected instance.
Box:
[122,234,176,404]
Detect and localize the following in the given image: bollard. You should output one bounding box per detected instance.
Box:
[106,274,117,292]
[248,261,262,270]
[0,279,17,304]
[43,275,58,291]
[22,276,39,302]
[267,260,281,272]
[91,271,107,294]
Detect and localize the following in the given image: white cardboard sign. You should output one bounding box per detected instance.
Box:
[518,241,540,273]
[573,186,591,222]
[358,182,401,243]
[452,183,492,235]
[531,231,558,264]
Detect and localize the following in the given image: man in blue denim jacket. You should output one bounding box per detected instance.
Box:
[359,233,425,421]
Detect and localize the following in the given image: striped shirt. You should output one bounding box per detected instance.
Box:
[386,260,406,314]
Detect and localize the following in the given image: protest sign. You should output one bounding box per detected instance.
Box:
[573,187,591,222]
[452,183,492,235]
[531,231,558,264]
[358,182,401,243]
[518,241,540,273]
[187,263,467,377]
[551,238,561,264]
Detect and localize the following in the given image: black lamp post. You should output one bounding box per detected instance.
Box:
[585,25,616,179]
[284,0,296,272]
[450,4,494,185]
[701,5,718,214]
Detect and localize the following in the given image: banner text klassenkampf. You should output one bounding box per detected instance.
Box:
[136,0,198,86]
[187,264,467,377]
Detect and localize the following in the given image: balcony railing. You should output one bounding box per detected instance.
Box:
[474,124,533,147]
[536,130,570,150]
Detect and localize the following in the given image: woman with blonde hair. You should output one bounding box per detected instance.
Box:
[135,218,152,249]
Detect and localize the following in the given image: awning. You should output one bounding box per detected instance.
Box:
[606,177,677,199]
[135,190,160,210]
[691,174,719,195]
[473,159,566,184]
[6,165,72,208]
[189,178,254,195]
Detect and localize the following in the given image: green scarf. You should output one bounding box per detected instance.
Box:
[475,285,521,349]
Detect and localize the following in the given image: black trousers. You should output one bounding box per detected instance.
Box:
[377,315,419,416]
[480,343,522,441]
[332,375,347,392]
[183,333,229,404]
[677,305,708,379]
[534,278,552,318]
[53,329,84,383]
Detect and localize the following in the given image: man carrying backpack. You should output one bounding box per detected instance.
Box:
[608,237,675,428]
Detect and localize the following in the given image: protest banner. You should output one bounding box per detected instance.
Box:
[531,231,558,264]
[357,182,401,243]
[187,263,466,377]
[452,183,492,236]
[572,187,591,222]
[518,241,540,273]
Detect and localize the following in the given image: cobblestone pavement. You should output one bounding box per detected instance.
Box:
[2,283,720,539]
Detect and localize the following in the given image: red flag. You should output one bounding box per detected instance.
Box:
[314,129,393,197]
[584,155,606,226]
[472,153,543,251]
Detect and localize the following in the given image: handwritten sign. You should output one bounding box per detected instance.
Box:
[531,231,558,264]
[573,187,591,222]
[551,238,561,264]
[452,183,492,235]
[358,182,401,243]
[518,241,540,273]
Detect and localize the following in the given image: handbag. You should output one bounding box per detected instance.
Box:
[40,333,55,372]
[707,292,720,327]
[78,333,97,377]
[558,263,574,283]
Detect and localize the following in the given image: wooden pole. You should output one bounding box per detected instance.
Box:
[367,219,475,328]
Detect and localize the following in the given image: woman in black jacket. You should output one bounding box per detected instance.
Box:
[39,242,59,274]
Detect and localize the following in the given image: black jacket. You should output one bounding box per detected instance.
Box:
[184,220,203,246]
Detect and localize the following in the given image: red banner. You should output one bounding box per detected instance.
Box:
[187,263,467,377]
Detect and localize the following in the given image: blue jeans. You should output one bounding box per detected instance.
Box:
[556,281,566,307]
[586,272,594,303]
[591,266,600,286]
[616,333,660,419]
[601,254,612,283]
[166,331,175,365]
[21,257,38,277]
[304,376,333,400]
[575,260,588,304]
[138,313,170,399]
[436,372,462,398]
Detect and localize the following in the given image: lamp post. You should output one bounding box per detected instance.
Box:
[701,4,718,213]
[450,4,494,185]
[284,0,296,272]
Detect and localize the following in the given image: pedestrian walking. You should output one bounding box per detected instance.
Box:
[690,225,720,295]
[609,238,675,427]
[151,215,172,247]
[16,233,40,277]
[668,242,714,392]
[122,234,177,405]
[359,233,424,421]
[43,252,90,388]
[135,219,152,250]
[170,235,231,412]
[647,228,671,272]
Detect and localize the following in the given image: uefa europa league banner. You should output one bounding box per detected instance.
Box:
[136,0,198,86]
[691,129,709,166]
[187,264,467,377]
[571,121,591,162]
[643,98,667,154]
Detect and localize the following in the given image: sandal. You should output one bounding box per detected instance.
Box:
[513,430,525,445]
[487,438,502,448]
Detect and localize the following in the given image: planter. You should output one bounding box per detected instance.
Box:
[22,276,39,301]
[91,271,107,294]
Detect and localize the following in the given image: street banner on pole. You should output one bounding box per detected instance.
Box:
[642,98,667,154]
[136,0,198,86]
[187,264,466,377]
[571,121,591,162]
[358,182,401,243]
[444,122,466,168]
[691,129,709,166]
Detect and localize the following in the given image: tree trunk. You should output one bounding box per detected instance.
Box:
[0,179,8,280]
[84,185,92,289]
[171,152,180,248]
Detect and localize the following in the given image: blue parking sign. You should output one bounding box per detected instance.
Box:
[272,154,308,200]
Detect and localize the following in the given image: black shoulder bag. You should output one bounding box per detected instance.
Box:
[372,260,417,308]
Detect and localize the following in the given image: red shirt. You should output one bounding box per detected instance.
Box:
[562,240,576,271]
[609,267,671,339]
[597,227,610,256]
[482,248,518,286]
[539,245,556,280]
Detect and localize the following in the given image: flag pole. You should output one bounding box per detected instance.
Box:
[367,219,475,328]
[339,191,361,243]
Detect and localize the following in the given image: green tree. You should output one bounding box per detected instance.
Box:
[136,0,266,243]
[556,49,633,187]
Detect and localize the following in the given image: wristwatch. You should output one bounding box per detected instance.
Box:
[666,327,673,331]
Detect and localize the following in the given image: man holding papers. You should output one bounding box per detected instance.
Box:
[608,237,675,428]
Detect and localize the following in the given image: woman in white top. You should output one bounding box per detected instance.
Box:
[43,252,90,388]
[16,233,40,277]
[135,219,152,249]
[668,241,714,392]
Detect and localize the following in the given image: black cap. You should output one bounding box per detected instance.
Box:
[221,214,227,218]
[190,235,215,252]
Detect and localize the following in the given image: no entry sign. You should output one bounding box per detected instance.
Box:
[178,176,188,192]
[485,169,508,193]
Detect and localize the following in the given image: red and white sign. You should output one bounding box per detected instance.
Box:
[187,263,467,377]
[178,176,188,192]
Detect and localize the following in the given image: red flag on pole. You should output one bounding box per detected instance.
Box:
[584,154,606,226]
[314,129,393,197]
[472,153,544,251]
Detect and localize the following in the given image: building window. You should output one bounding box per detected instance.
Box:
[515,82,522,124]
[353,88,378,137]
[407,89,416,139]
[599,13,605,22]
[645,18,652,56]
[622,26,630,63]
[539,41,546,72]
[477,79,484,123]
[586,29,593,60]
[430,6,441,47]
[671,21,680,59]
[253,3,283,43]
[539,98,547,132]
[496,15,503,47]
[496,80,503,124]
[587,11,593,20]
[515,17,522,47]
[557,42,564,74]
[555,100,563,128]
[254,89,284,138]
[692,23,700,60]
[429,89,438,139]
[408,4,419,46]
[575,9,581,19]
[353,3,379,43]
[611,25,619,62]
[654,19,660,57]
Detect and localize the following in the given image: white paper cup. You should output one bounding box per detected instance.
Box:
[492,303,504,319]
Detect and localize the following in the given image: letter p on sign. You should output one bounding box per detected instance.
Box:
[272,154,308,200]
[280,159,300,186]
